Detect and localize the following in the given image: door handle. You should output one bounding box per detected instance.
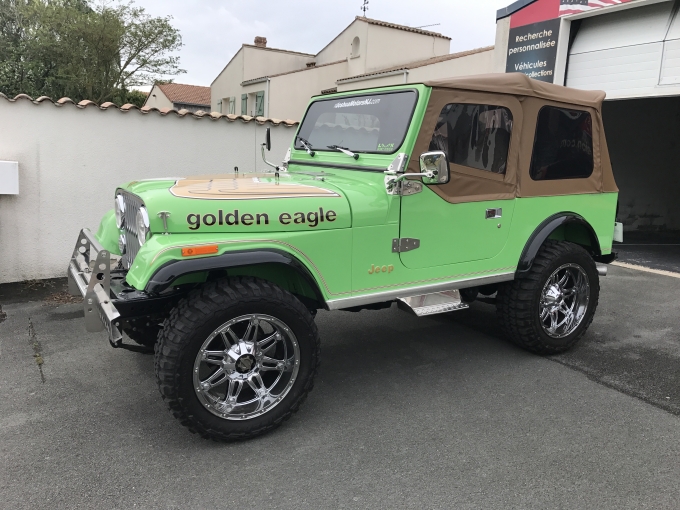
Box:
[485,208,502,219]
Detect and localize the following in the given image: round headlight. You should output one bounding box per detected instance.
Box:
[115,194,126,228]
[136,207,150,245]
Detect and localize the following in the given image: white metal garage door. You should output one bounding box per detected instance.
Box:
[566,1,680,99]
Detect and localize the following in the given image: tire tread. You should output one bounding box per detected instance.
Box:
[154,277,320,441]
[496,241,599,355]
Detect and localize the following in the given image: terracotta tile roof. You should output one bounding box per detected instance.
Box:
[336,46,494,83]
[157,83,211,107]
[0,93,299,126]
[358,16,451,40]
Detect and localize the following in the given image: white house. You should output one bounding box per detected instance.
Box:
[210,17,494,121]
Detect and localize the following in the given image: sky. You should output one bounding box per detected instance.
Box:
[134,0,513,87]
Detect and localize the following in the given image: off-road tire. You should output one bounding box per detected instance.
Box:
[124,322,161,349]
[496,241,599,355]
[154,277,320,441]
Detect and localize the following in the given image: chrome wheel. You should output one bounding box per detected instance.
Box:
[193,314,300,421]
[539,263,590,339]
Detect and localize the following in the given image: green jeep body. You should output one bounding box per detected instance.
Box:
[68,73,619,440]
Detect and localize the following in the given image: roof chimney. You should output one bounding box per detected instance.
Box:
[254,36,267,48]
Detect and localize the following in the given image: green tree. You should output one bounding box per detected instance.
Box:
[0,0,184,103]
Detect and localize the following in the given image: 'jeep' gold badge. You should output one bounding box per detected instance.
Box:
[170,177,340,200]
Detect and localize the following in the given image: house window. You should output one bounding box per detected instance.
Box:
[429,103,513,175]
[241,94,247,115]
[351,36,360,57]
[255,91,265,116]
[530,106,593,181]
[229,97,236,114]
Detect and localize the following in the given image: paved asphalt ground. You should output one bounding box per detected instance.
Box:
[616,231,680,273]
[1,264,679,509]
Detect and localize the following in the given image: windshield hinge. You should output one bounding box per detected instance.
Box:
[392,238,420,253]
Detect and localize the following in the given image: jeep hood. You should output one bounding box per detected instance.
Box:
[121,172,353,234]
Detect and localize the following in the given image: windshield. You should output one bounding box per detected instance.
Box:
[295,90,418,155]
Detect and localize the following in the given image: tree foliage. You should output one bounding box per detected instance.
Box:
[0,0,184,103]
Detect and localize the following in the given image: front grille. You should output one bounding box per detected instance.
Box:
[120,191,143,269]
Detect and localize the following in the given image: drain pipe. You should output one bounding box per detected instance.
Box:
[265,78,270,118]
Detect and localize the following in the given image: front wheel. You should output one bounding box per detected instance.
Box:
[496,241,599,354]
[155,277,320,441]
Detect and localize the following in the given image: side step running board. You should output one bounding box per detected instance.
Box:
[397,290,469,317]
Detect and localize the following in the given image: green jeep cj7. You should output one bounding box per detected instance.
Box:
[69,74,621,441]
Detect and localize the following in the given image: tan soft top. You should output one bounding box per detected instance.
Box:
[424,73,606,109]
[408,73,617,202]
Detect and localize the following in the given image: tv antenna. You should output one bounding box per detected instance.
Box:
[361,0,368,16]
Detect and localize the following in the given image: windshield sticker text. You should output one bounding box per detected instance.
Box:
[187,208,337,230]
[377,143,395,152]
[334,98,380,109]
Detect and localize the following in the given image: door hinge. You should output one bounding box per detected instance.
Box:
[392,238,420,253]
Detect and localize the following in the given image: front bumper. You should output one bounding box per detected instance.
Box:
[68,229,123,346]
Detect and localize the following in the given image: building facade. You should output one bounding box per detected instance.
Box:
[210,17,494,121]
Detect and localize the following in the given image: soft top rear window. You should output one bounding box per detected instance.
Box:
[295,90,418,156]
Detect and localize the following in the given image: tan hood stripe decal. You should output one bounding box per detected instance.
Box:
[170,177,340,200]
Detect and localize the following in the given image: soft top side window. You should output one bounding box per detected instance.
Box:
[530,106,594,181]
[429,103,513,175]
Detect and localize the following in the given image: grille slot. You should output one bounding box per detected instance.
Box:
[120,191,143,269]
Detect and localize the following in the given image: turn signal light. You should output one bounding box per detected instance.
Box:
[181,245,219,257]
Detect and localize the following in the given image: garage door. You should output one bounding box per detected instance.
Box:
[566,1,680,98]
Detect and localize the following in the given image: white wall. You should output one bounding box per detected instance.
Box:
[493,17,511,73]
[268,61,348,121]
[336,49,495,92]
[0,98,297,283]
[316,21,368,66]
[364,24,450,73]
[242,46,313,82]
[407,49,495,81]
[211,49,244,113]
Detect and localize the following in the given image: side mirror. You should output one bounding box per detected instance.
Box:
[419,151,450,185]
[265,127,271,152]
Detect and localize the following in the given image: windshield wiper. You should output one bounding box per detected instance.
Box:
[327,145,359,160]
[295,136,315,157]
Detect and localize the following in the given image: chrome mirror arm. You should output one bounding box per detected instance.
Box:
[261,143,282,173]
[386,171,435,183]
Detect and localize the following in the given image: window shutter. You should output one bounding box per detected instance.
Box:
[241,94,247,115]
[255,91,265,116]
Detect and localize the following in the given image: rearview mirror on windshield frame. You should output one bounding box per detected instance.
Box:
[419,151,450,185]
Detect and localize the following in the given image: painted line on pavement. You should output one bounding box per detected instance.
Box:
[611,261,680,279]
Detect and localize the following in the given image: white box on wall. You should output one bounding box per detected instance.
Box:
[0,161,19,194]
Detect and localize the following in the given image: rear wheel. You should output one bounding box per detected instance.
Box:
[497,241,599,354]
[155,277,319,441]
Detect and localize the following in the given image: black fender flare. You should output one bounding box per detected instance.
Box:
[144,248,326,304]
[517,213,601,273]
